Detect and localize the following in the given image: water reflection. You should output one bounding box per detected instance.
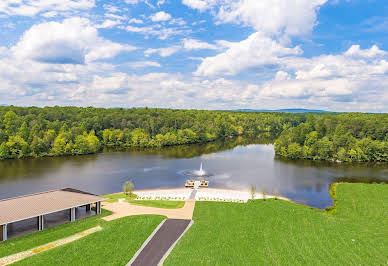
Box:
[0,135,387,209]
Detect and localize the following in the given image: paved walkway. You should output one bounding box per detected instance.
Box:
[128,219,192,266]
[189,189,197,200]
[102,201,195,221]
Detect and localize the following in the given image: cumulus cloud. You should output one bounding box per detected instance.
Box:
[182,0,212,11]
[259,45,388,103]
[11,17,136,64]
[150,11,172,22]
[195,32,302,76]
[183,0,327,36]
[217,0,327,36]
[0,0,95,17]
[0,0,386,112]
[344,45,387,58]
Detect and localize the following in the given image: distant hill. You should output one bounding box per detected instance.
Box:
[234,108,330,113]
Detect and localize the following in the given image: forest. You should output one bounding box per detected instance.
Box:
[274,113,388,162]
[0,106,302,159]
[0,106,386,162]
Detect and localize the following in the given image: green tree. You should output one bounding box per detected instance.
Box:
[18,121,29,141]
[3,111,19,135]
[287,143,303,159]
[123,180,134,197]
[6,136,28,158]
[250,185,256,200]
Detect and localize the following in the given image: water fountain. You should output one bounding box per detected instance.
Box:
[185,162,210,188]
[185,162,212,178]
[195,162,206,176]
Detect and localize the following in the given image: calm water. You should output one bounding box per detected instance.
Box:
[0,137,387,209]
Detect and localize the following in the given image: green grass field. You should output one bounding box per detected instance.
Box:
[102,192,136,203]
[103,192,185,208]
[128,200,185,209]
[12,215,165,266]
[2,183,387,265]
[0,210,112,258]
[165,183,388,265]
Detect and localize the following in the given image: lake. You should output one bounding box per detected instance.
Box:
[0,136,387,209]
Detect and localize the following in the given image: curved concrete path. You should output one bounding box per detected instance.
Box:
[101,201,195,221]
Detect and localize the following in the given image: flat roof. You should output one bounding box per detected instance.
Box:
[0,188,105,225]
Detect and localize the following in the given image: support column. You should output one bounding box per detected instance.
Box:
[70,207,76,222]
[86,204,91,212]
[37,215,44,231]
[0,224,7,241]
[96,201,101,215]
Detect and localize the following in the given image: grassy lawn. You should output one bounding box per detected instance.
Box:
[103,192,185,209]
[102,192,136,203]
[13,215,165,266]
[0,209,112,258]
[165,183,388,265]
[128,200,185,209]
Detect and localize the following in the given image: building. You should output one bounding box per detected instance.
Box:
[0,188,104,241]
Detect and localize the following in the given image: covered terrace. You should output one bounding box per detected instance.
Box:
[0,188,104,241]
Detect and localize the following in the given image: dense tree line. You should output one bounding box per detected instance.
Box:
[0,106,304,160]
[274,113,388,162]
[1,106,387,163]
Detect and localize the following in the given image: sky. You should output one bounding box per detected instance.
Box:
[0,0,387,112]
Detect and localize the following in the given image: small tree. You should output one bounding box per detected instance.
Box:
[123,180,134,197]
[250,185,256,200]
[273,189,279,200]
[262,185,268,201]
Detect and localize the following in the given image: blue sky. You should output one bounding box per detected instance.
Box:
[0,0,387,112]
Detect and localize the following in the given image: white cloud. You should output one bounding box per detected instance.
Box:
[182,0,212,12]
[145,46,181,57]
[105,13,127,20]
[183,38,218,50]
[12,17,136,64]
[41,11,58,18]
[259,45,388,103]
[344,45,387,58]
[274,71,291,81]
[124,0,141,4]
[144,39,221,58]
[126,24,191,40]
[126,61,161,68]
[0,0,95,17]
[96,19,122,28]
[170,18,187,26]
[283,46,388,80]
[0,47,7,57]
[217,0,327,36]
[183,0,327,37]
[195,32,302,76]
[129,18,144,24]
[157,0,166,7]
[103,4,120,13]
[150,11,172,22]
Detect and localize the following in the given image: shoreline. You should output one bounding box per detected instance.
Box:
[106,187,290,202]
